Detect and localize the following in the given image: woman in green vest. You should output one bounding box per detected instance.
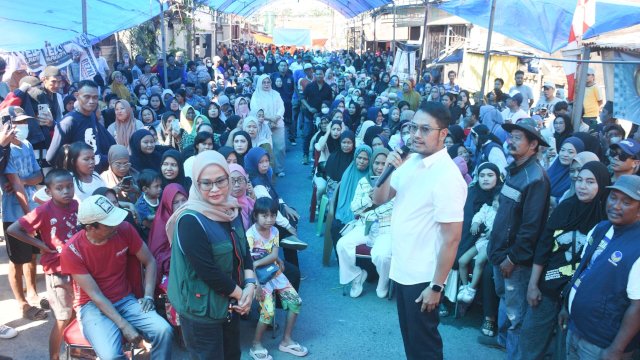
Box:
[166,150,256,359]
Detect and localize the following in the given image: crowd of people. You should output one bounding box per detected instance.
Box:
[0,41,638,360]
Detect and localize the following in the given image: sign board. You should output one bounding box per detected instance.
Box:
[273,28,311,47]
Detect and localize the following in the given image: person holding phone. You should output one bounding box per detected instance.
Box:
[100,144,140,204]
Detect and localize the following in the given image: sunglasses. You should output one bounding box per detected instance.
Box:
[609,150,634,162]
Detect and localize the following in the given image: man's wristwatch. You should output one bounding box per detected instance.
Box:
[430,283,444,293]
[244,278,257,287]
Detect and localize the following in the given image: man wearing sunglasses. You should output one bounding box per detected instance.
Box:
[609,139,640,183]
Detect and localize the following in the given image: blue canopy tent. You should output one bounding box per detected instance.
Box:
[0,1,165,51]
[207,0,392,19]
[433,0,640,54]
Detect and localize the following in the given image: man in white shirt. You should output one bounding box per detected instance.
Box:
[92,46,110,89]
[501,93,528,124]
[508,70,534,113]
[533,82,561,117]
[374,101,467,360]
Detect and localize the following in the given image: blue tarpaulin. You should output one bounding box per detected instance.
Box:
[0,1,165,52]
[207,0,392,19]
[434,0,640,54]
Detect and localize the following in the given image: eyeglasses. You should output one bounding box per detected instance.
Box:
[198,177,229,191]
[408,122,442,136]
[609,150,633,162]
[112,161,131,168]
[230,177,247,185]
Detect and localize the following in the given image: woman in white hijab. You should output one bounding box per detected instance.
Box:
[250,74,287,177]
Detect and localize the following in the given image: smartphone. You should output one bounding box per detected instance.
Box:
[38,103,50,115]
[370,176,380,183]
[121,176,133,186]
[171,119,180,133]
[1,115,12,126]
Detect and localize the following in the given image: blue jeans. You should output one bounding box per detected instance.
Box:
[302,113,315,157]
[179,314,240,360]
[78,294,173,360]
[519,294,562,360]
[493,265,531,359]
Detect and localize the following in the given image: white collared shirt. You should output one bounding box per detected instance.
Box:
[389,148,467,285]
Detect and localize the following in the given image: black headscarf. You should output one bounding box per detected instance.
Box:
[545,161,610,234]
[325,130,356,182]
[571,132,603,160]
[217,146,238,163]
[344,103,362,130]
[160,149,192,191]
[219,115,241,146]
[206,102,226,134]
[323,120,343,154]
[363,126,384,147]
[130,129,164,172]
[447,124,465,144]
[231,131,253,167]
[455,162,502,267]
[553,115,574,151]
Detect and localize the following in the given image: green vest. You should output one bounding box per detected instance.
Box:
[167,210,247,322]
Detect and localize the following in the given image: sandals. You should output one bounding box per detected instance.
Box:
[438,303,450,317]
[39,298,50,310]
[279,342,308,357]
[249,348,272,360]
[23,306,48,321]
[481,319,497,337]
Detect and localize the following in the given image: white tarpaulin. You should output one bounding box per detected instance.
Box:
[391,43,418,82]
[273,28,311,47]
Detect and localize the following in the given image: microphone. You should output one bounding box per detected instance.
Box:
[376,145,410,187]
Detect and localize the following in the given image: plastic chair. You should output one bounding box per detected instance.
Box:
[63,318,136,359]
[315,195,329,236]
[322,183,341,266]
[341,244,394,300]
[309,150,321,223]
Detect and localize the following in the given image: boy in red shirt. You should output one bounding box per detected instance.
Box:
[60,195,172,359]
[8,169,79,360]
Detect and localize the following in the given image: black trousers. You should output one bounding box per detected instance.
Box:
[180,315,240,360]
[482,260,499,319]
[396,283,443,360]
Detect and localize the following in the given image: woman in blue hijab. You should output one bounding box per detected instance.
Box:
[547,136,585,202]
[329,144,373,257]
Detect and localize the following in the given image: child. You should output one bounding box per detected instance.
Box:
[8,170,79,360]
[457,193,499,304]
[247,197,307,360]
[65,142,106,200]
[135,169,162,239]
[0,110,45,322]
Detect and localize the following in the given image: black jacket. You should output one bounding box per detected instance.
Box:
[488,155,550,266]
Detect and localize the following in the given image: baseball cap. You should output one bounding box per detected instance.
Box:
[610,139,640,157]
[41,65,61,78]
[78,195,128,226]
[510,93,524,106]
[0,106,35,123]
[303,63,313,70]
[543,82,555,89]
[607,175,640,201]
[502,118,550,147]
[587,67,595,75]
[19,76,41,87]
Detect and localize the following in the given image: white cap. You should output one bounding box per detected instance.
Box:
[303,63,313,70]
[587,67,595,75]
[543,81,555,89]
[78,195,128,226]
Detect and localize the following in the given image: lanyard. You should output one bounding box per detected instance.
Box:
[572,226,613,291]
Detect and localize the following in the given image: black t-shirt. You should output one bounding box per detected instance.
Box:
[303,81,333,116]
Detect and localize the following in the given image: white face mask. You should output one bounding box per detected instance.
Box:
[381,108,389,115]
[14,124,29,142]
[321,108,330,114]
[402,134,410,144]
[139,99,149,106]
[610,136,622,145]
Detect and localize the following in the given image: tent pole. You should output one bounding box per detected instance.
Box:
[82,0,87,34]
[572,47,591,132]
[479,0,497,103]
[158,0,168,88]
[418,1,429,82]
[392,1,396,53]
[213,10,217,56]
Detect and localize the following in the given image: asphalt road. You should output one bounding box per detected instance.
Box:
[0,141,504,360]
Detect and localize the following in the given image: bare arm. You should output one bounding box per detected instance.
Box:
[252,247,279,267]
[527,264,544,307]
[372,147,405,205]
[6,173,30,215]
[134,243,157,299]
[7,222,57,254]
[23,172,43,186]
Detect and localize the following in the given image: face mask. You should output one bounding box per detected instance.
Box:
[139,99,149,106]
[321,108,330,114]
[14,124,29,142]
[402,134,410,144]
[381,108,389,115]
[610,136,622,145]
[206,62,212,67]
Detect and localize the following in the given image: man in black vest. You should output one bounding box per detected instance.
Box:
[560,175,640,360]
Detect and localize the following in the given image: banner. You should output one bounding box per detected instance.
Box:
[11,34,98,80]
[273,28,311,47]
[602,50,640,124]
[391,43,419,82]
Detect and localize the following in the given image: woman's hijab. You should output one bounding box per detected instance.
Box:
[102,144,131,187]
[548,136,585,198]
[447,124,465,145]
[179,104,198,136]
[228,163,255,230]
[562,151,600,200]
[161,149,192,191]
[572,132,603,160]
[243,116,270,147]
[234,97,250,118]
[244,147,276,197]
[324,120,343,154]
[553,117,575,151]
[218,146,237,162]
[166,150,239,243]
[546,161,610,234]
[363,126,383,148]
[326,130,356,182]
[356,120,375,147]
[148,183,187,282]
[207,102,226,134]
[368,148,389,185]
[231,131,253,166]
[114,100,138,147]
[130,129,164,172]
[335,144,373,223]
[250,74,283,121]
